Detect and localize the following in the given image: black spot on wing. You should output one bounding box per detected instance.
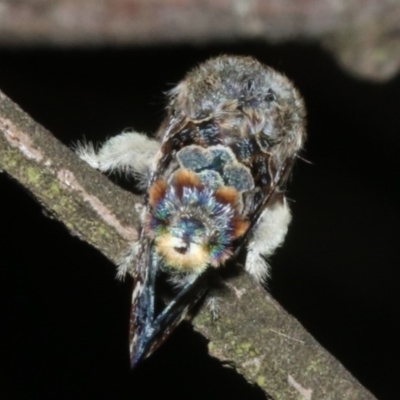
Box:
[231,138,257,164]
[264,88,276,103]
[166,121,222,156]
[252,154,270,187]
[171,126,197,149]
[157,124,199,177]
[229,137,271,190]
[198,121,222,146]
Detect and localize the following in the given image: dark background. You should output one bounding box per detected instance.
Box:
[0,43,398,399]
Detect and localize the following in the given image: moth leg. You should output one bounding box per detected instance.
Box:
[204,273,234,321]
[116,241,140,280]
[75,131,160,189]
[245,197,292,284]
[205,295,220,320]
[166,269,220,319]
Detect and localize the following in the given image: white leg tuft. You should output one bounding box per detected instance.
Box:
[74,131,160,188]
[245,197,292,283]
[116,241,140,280]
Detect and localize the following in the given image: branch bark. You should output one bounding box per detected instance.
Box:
[0,89,377,399]
[1,0,400,81]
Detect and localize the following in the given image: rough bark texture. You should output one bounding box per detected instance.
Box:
[0,88,377,399]
[0,0,400,82]
[0,89,140,263]
[195,275,375,399]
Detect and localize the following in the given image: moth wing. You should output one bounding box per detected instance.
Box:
[129,240,209,366]
[234,154,297,258]
[129,115,209,366]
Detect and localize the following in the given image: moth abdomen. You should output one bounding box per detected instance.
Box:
[146,168,249,274]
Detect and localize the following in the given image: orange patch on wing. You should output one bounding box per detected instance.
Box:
[175,169,202,188]
[232,218,250,239]
[215,186,239,206]
[148,179,168,207]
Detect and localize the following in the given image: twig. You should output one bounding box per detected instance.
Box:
[0,89,377,399]
[1,0,400,81]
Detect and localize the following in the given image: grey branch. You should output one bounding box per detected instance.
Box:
[1,0,400,81]
[0,89,376,399]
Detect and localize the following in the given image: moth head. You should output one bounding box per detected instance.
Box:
[146,169,249,273]
[168,55,306,161]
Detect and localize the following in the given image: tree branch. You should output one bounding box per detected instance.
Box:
[1,0,400,81]
[0,89,377,399]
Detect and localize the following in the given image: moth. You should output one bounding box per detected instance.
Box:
[76,55,307,367]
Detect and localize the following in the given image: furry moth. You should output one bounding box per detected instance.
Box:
[76,55,307,366]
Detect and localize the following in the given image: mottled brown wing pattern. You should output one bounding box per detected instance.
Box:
[128,56,306,365]
[78,55,307,366]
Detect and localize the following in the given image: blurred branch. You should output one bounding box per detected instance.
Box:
[0,88,377,399]
[1,0,400,81]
